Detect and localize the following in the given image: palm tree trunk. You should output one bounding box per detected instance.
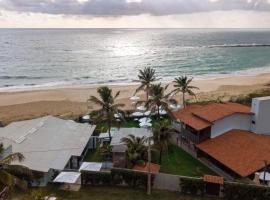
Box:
[159,146,163,164]
[146,85,149,101]
[182,91,186,108]
[157,106,160,119]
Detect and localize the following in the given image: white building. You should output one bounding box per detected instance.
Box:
[251,96,270,135]
[172,96,270,179]
[0,116,96,186]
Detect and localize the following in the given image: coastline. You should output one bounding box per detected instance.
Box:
[0,72,270,125]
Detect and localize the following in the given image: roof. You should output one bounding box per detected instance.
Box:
[203,175,224,185]
[79,162,102,172]
[110,128,152,146]
[53,172,81,184]
[0,116,95,172]
[172,105,211,130]
[133,163,160,174]
[173,103,252,131]
[197,130,270,177]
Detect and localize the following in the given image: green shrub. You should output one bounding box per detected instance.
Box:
[224,182,270,200]
[229,89,270,105]
[81,171,112,186]
[180,177,205,196]
[111,168,154,189]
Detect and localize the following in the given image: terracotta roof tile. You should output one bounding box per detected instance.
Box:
[133,163,160,174]
[172,105,211,131]
[197,130,270,177]
[192,103,252,122]
[173,103,252,130]
[203,175,224,185]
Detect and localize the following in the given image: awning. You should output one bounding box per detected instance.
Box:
[79,162,102,172]
[203,175,224,185]
[53,172,81,184]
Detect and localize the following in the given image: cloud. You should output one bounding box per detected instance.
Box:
[1,9,270,28]
[1,0,270,16]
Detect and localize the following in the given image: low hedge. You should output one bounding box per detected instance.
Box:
[81,168,154,189]
[111,168,154,189]
[179,177,205,196]
[81,171,112,186]
[224,182,270,200]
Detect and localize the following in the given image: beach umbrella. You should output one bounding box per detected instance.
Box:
[130,96,140,101]
[131,112,144,117]
[144,111,151,116]
[139,122,152,128]
[169,104,181,111]
[137,105,147,111]
[81,114,91,122]
[139,117,152,124]
[156,106,167,115]
[114,113,122,119]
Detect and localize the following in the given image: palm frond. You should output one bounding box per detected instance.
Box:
[0,170,13,187]
[1,153,24,165]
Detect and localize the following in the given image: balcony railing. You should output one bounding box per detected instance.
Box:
[181,129,199,144]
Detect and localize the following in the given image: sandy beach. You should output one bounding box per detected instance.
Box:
[0,73,270,125]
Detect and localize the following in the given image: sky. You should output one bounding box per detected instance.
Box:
[1,0,270,28]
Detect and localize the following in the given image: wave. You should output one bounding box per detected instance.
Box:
[206,43,270,48]
[0,75,54,80]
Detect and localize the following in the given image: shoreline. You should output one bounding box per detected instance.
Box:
[2,65,270,93]
[0,72,270,125]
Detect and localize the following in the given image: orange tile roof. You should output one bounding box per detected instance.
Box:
[197,130,270,177]
[203,175,224,185]
[172,105,212,131]
[193,103,252,122]
[133,163,160,174]
[173,103,252,130]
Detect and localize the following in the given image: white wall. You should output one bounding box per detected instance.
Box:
[251,97,270,135]
[211,113,251,138]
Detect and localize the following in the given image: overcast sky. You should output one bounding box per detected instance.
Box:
[1,0,270,28]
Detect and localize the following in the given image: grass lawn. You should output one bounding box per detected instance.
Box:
[14,186,218,200]
[158,144,215,177]
[96,119,139,132]
[83,149,105,162]
[95,116,171,132]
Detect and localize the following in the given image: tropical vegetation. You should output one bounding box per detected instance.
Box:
[0,143,32,191]
[172,76,199,108]
[152,119,174,164]
[121,134,148,166]
[135,67,157,101]
[89,86,125,141]
[144,83,172,119]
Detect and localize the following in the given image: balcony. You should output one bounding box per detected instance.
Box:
[181,129,199,144]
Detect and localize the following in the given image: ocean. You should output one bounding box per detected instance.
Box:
[1,28,270,91]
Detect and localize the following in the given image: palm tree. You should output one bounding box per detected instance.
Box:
[135,67,156,101]
[121,134,148,166]
[144,83,171,119]
[0,143,32,191]
[88,86,125,142]
[152,119,173,164]
[172,76,199,108]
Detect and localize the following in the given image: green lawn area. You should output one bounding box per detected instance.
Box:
[95,116,171,132]
[96,119,139,132]
[14,186,218,200]
[158,144,215,177]
[83,149,105,162]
